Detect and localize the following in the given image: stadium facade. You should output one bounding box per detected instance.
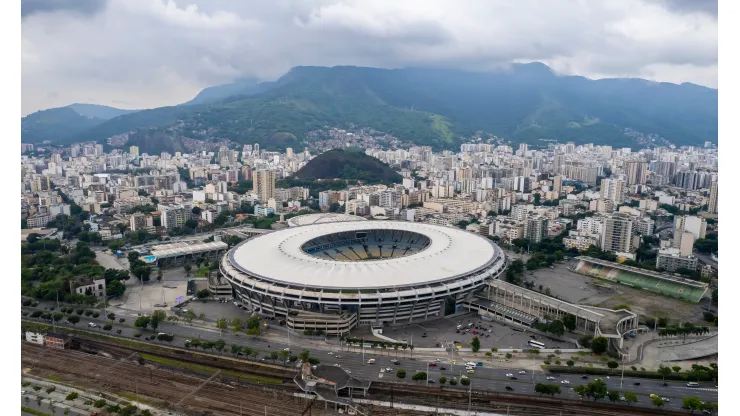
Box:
[220,221,506,335]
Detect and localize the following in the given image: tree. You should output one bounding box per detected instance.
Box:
[590,337,609,354]
[196,289,210,299]
[278,349,290,365]
[682,397,703,412]
[652,396,665,408]
[127,251,140,263]
[607,391,620,403]
[658,365,672,381]
[624,391,638,405]
[230,318,242,334]
[412,372,427,382]
[184,310,196,324]
[672,365,681,374]
[585,379,607,401]
[103,324,112,331]
[578,335,592,348]
[460,377,470,386]
[134,315,151,330]
[439,376,447,385]
[199,313,207,322]
[183,263,192,277]
[299,350,310,363]
[216,318,228,333]
[449,378,458,386]
[701,401,717,415]
[607,361,619,369]
[567,360,575,367]
[548,320,565,337]
[150,313,161,332]
[397,369,407,379]
[213,339,226,354]
[157,269,163,282]
[471,336,481,352]
[107,313,116,320]
[106,280,126,297]
[505,353,513,359]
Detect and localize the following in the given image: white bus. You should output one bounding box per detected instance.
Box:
[528,340,545,349]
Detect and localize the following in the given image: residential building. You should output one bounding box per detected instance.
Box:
[254,204,275,217]
[129,213,154,232]
[600,178,625,204]
[523,216,548,243]
[160,204,188,229]
[656,248,698,272]
[71,277,106,299]
[708,181,718,214]
[625,161,648,185]
[253,169,276,202]
[601,214,635,253]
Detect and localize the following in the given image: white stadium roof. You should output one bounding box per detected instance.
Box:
[287,213,367,227]
[229,221,499,289]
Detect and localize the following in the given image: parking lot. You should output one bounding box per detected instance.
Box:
[379,314,573,350]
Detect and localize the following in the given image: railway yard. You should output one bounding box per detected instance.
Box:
[21,337,691,416]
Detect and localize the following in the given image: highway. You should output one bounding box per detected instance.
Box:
[22,305,718,413]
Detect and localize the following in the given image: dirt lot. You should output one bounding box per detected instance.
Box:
[525,263,706,324]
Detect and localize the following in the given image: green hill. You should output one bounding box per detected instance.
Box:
[21,107,104,143]
[23,64,718,149]
[295,149,402,184]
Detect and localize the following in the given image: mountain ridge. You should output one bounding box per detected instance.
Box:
[21,63,717,150]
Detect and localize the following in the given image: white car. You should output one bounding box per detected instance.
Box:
[435,358,442,362]
[662,397,670,402]
[333,363,341,367]
[283,348,290,352]
[328,352,334,355]
[518,371,526,375]
[561,380,570,385]
[505,373,513,377]
[346,370,352,374]
[88,322,97,328]
[546,376,555,380]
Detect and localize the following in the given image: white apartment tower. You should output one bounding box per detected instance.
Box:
[601,215,635,253]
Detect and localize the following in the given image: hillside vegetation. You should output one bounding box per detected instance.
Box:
[22,63,717,150]
[295,149,402,184]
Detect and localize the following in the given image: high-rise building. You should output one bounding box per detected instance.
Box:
[129,213,153,232]
[625,161,648,185]
[254,170,276,203]
[129,146,140,158]
[552,175,562,196]
[523,216,548,243]
[708,181,718,214]
[673,215,707,247]
[601,214,635,253]
[600,178,625,204]
[160,204,187,229]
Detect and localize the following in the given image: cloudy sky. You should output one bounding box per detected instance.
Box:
[21,0,718,115]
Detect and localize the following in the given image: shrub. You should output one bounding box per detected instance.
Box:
[65,392,79,401]
[555,360,561,365]
[449,379,458,386]
[33,386,42,391]
[119,318,126,323]
[92,312,100,318]
[103,324,112,331]
[133,332,142,338]
[117,329,122,334]
[93,399,107,408]
[46,387,55,394]
[543,361,551,365]
[22,300,32,306]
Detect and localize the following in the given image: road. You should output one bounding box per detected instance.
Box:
[22,305,718,413]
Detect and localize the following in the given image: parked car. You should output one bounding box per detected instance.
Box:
[505,386,514,391]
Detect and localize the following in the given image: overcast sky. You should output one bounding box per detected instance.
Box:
[21,0,718,115]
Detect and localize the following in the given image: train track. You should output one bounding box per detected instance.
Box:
[22,343,329,416]
[29,337,688,416]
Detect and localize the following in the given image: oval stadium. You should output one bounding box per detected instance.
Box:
[286,212,367,227]
[220,221,506,335]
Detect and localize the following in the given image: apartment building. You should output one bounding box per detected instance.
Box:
[601,214,635,253]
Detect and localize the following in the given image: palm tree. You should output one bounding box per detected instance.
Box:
[402,344,408,357]
[381,343,387,356]
[394,344,399,357]
[410,344,415,359]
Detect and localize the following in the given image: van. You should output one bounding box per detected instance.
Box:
[367,359,375,364]
[686,382,700,387]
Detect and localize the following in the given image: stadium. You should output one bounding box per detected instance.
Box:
[220,221,506,335]
[286,212,367,227]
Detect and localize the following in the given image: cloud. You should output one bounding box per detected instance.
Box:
[21,0,718,115]
[21,0,108,18]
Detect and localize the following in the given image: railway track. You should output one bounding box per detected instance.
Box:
[22,343,328,416]
[24,340,687,416]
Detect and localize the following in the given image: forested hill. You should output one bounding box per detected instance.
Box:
[22,63,718,150]
[295,149,402,184]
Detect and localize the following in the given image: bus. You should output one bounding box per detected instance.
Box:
[528,340,545,349]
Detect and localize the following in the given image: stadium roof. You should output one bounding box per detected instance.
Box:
[287,213,367,227]
[229,221,500,289]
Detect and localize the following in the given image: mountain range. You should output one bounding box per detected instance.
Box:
[21,63,718,152]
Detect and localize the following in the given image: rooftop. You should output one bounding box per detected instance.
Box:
[229,221,501,289]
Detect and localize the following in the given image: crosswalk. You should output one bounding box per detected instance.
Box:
[677,387,717,392]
